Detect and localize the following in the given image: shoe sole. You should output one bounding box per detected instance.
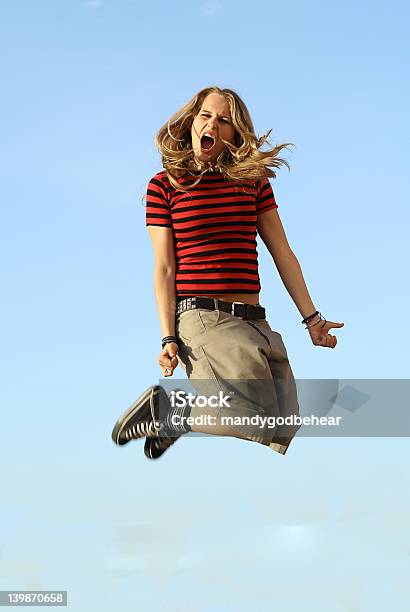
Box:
[143,386,186,458]
[144,434,181,460]
[111,385,160,445]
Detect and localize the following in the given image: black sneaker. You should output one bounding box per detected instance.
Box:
[111,385,166,446]
[144,434,181,460]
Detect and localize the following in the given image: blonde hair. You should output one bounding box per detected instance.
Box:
[155,86,294,192]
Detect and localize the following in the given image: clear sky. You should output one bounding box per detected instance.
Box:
[1,1,409,610]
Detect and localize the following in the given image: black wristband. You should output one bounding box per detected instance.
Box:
[162,336,179,349]
[301,310,319,325]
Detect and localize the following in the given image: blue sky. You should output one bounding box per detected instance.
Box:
[1,1,409,610]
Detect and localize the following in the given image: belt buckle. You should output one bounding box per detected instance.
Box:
[231,301,245,317]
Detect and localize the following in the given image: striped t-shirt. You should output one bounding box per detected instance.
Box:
[145,169,278,296]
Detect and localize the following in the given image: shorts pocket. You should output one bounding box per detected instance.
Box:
[176,308,221,346]
[197,308,221,333]
[176,310,206,346]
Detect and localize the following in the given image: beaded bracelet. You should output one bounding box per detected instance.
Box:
[305,313,327,329]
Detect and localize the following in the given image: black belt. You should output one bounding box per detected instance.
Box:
[176,297,266,320]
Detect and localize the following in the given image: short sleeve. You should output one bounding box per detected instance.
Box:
[255,177,278,216]
[145,174,172,228]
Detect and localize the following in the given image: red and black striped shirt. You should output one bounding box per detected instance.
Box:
[145,170,278,296]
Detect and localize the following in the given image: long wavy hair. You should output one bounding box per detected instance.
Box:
[155,86,294,192]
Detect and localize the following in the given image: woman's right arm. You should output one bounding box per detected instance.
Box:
[147,225,179,375]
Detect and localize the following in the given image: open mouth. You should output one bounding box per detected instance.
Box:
[200,132,216,152]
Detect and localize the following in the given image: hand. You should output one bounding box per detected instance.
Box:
[157,342,179,376]
[307,318,344,348]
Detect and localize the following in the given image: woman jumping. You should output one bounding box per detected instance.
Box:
[111,86,344,459]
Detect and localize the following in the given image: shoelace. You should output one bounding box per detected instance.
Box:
[124,420,160,440]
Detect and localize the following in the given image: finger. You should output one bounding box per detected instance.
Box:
[159,356,173,367]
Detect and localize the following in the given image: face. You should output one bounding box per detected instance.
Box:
[191,93,236,165]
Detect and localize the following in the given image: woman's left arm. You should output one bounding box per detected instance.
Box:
[257,208,344,348]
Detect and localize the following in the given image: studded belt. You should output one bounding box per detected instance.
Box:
[176,297,266,320]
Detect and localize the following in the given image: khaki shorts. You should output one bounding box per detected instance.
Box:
[175,305,301,455]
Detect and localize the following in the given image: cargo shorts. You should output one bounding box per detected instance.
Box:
[175,303,301,455]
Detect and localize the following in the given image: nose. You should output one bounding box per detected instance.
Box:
[206,116,218,132]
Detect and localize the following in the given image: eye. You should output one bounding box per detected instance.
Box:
[220,118,230,124]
